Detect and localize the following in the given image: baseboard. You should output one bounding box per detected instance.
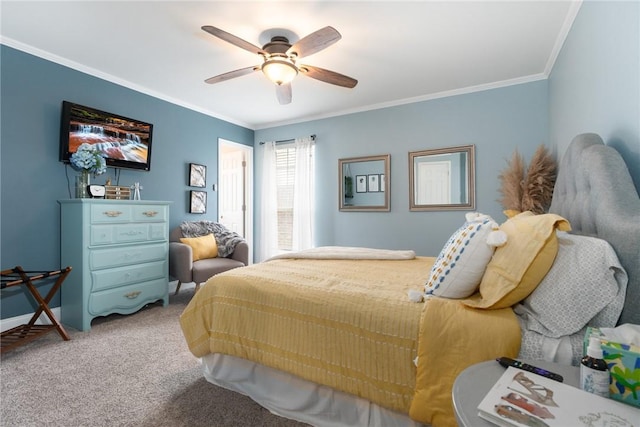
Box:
[0,308,61,333]
[1,281,189,333]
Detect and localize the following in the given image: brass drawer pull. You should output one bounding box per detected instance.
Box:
[142,211,158,217]
[103,211,123,217]
[124,291,142,299]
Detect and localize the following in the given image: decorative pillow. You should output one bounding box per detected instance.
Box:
[424,212,506,299]
[462,211,570,309]
[179,233,218,261]
[514,232,627,338]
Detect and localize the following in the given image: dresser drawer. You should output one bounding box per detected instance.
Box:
[91,261,166,292]
[90,243,167,270]
[149,224,167,241]
[91,224,151,245]
[91,204,132,223]
[88,278,167,315]
[132,205,167,222]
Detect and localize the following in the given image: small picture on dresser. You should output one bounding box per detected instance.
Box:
[189,190,207,214]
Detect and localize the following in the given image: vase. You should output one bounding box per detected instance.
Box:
[344,176,354,199]
[75,170,91,198]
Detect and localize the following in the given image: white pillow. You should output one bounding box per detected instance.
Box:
[425,213,505,298]
[514,232,628,338]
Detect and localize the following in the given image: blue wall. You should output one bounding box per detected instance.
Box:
[549,0,640,190]
[255,81,550,259]
[0,45,253,318]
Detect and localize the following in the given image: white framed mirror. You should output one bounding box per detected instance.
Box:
[339,154,390,212]
[409,145,475,211]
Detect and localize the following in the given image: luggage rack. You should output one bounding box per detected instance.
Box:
[1,266,72,353]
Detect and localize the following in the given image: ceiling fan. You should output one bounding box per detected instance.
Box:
[202,25,358,105]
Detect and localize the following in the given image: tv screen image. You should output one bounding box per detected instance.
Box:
[60,101,153,171]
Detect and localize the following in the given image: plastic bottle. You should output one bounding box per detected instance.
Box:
[580,336,609,397]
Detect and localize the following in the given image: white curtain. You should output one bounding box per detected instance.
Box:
[292,136,315,251]
[258,141,278,261]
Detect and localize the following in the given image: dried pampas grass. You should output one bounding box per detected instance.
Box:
[498,144,557,215]
[498,149,525,212]
[521,145,557,214]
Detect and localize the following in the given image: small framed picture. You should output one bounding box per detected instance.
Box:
[356,175,367,193]
[189,163,206,188]
[190,190,207,214]
[368,174,380,192]
[380,174,386,192]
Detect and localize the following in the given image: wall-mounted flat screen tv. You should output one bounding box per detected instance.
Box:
[59,101,153,171]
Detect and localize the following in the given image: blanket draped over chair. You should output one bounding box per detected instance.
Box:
[180,221,246,258]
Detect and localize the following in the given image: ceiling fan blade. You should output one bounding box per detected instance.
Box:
[205,66,259,84]
[287,26,341,58]
[202,25,264,55]
[299,65,358,88]
[275,83,292,105]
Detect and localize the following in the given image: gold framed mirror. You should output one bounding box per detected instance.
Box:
[339,154,390,212]
[409,145,475,211]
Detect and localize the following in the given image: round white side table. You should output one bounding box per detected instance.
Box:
[452,359,580,427]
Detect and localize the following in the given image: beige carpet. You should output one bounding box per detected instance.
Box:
[0,286,308,426]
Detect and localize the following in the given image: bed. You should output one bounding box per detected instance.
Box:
[180,133,640,427]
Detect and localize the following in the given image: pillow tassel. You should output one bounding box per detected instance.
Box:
[408,289,424,303]
[486,228,508,247]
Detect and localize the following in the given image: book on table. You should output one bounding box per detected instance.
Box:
[477,366,639,427]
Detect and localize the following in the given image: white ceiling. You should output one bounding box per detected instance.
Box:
[0,1,581,130]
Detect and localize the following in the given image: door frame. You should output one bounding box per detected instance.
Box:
[218,138,253,264]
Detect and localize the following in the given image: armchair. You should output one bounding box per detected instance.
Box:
[169,226,248,294]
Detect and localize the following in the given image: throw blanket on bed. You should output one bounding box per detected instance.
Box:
[180,221,245,258]
[180,257,521,426]
[266,246,416,261]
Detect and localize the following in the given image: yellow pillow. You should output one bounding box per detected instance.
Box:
[503,209,521,219]
[179,234,218,261]
[462,211,570,309]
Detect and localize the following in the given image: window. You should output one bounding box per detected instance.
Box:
[259,136,315,261]
[275,145,296,251]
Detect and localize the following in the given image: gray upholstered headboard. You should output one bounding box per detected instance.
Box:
[550,133,640,325]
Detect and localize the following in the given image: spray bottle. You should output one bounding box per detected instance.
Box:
[580,336,609,398]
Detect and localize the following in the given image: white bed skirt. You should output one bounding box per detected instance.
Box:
[201,353,425,427]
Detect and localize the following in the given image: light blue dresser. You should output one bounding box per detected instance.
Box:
[58,200,171,331]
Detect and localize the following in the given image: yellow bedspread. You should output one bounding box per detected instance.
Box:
[409,297,521,426]
[180,256,521,426]
[180,257,430,413]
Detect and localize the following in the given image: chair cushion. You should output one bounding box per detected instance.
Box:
[192,258,245,284]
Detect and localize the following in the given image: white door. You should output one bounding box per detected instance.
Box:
[219,139,253,263]
[416,161,451,204]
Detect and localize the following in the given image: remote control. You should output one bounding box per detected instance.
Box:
[496,357,564,382]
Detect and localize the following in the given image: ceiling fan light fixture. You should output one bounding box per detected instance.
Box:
[202,25,357,102]
[262,58,298,85]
